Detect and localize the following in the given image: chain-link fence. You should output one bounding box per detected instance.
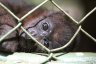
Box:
[0,0,96,64]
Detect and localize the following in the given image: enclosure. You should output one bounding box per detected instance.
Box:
[0,0,96,64]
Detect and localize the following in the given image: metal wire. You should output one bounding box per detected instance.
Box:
[0,0,96,63]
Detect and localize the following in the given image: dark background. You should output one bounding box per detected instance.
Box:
[75,0,96,52]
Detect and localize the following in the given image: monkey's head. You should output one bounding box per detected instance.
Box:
[20,11,77,52]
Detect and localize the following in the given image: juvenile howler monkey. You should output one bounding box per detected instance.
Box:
[0,0,78,52]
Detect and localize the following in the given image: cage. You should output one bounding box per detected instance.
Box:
[0,0,96,64]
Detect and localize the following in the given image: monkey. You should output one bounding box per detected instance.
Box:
[0,0,79,53]
[0,0,85,53]
[0,0,78,52]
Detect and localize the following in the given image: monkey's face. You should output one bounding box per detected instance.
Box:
[20,12,77,52]
[26,19,53,40]
[21,16,54,51]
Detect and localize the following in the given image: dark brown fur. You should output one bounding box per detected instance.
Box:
[0,0,77,52]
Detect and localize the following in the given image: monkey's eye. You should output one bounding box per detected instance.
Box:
[42,23,49,31]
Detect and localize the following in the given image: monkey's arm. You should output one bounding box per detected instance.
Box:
[0,1,19,52]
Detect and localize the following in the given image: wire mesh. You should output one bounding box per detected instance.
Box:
[0,0,96,63]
